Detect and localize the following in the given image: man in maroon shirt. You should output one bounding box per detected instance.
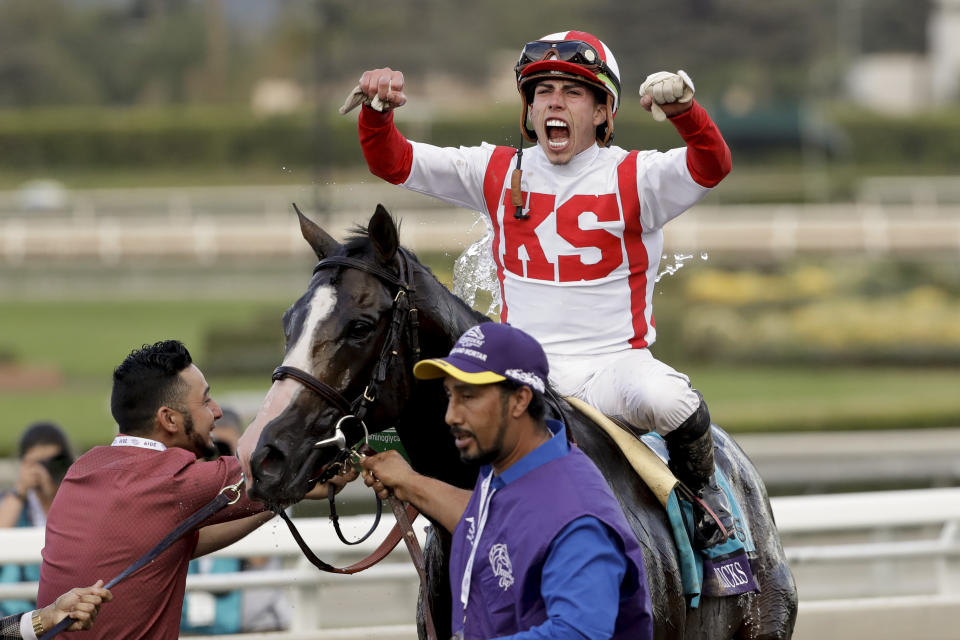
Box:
[36,340,348,640]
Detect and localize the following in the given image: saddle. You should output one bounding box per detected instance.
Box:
[549,393,759,606]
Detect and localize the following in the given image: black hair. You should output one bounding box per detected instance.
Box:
[497,380,547,422]
[18,421,74,485]
[111,340,192,435]
[18,421,72,460]
[523,78,607,110]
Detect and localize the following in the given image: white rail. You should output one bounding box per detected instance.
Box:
[2,184,960,262]
[1,489,959,637]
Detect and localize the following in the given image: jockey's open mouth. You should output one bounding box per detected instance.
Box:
[546,118,570,150]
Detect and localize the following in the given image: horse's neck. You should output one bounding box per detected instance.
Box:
[412,261,488,355]
[395,261,485,490]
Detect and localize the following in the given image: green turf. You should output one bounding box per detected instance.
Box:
[684,364,960,433]
[0,299,285,455]
[0,299,287,377]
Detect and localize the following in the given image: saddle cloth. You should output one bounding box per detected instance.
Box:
[564,396,758,607]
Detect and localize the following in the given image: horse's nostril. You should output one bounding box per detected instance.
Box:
[252,445,287,484]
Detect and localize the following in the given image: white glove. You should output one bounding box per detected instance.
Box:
[639,70,695,122]
[338,84,387,115]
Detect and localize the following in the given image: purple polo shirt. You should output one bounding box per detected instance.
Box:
[449,420,653,639]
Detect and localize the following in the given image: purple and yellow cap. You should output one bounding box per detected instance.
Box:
[413,323,548,393]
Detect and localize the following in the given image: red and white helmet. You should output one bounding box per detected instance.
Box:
[515,30,622,146]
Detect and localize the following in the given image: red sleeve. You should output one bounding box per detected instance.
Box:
[358,105,414,185]
[668,100,731,188]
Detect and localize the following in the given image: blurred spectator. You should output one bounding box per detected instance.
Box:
[179,408,245,636]
[239,552,292,633]
[209,408,242,462]
[0,422,74,618]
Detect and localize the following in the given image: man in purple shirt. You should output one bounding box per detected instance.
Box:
[362,323,653,640]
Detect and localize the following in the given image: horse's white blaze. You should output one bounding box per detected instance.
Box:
[236,285,336,488]
[283,285,337,371]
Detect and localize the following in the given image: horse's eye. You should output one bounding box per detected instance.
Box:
[347,320,375,340]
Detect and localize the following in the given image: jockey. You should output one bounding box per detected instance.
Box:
[351,30,734,548]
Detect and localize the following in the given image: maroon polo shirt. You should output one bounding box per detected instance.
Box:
[37,443,265,640]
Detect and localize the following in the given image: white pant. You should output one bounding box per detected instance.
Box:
[549,349,701,436]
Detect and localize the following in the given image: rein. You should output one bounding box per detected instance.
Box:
[269,248,436,640]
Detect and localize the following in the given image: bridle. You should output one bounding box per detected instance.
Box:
[269,247,422,486]
[268,248,437,640]
[271,246,421,498]
[270,248,420,537]
[271,249,421,457]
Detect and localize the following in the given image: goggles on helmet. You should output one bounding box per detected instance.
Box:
[514,39,621,98]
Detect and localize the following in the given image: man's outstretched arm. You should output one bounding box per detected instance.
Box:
[361,450,471,534]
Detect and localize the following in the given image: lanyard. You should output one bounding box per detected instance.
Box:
[111,434,167,451]
[459,470,497,626]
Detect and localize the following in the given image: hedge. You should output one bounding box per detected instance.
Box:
[2,103,958,172]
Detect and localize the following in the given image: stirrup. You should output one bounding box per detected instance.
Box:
[678,482,732,548]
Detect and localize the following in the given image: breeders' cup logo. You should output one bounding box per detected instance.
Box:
[488,543,514,590]
[457,326,486,349]
[504,368,545,393]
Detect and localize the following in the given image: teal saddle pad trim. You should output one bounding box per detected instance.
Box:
[640,432,757,606]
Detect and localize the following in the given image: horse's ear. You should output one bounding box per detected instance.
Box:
[368,204,399,265]
[293,203,341,260]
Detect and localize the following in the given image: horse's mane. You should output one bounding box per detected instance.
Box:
[342,226,376,254]
[343,220,488,325]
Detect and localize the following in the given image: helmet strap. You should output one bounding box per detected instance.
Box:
[597,99,614,146]
[521,98,537,143]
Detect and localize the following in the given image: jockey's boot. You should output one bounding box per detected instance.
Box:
[664,391,735,549]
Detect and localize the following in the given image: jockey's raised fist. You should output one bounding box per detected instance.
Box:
[639,70,695,122]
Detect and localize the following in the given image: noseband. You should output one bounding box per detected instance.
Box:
[271,249,421,475]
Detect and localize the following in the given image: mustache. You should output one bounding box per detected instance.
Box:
[450,428,474,439]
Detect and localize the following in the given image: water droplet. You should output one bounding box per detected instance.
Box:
[655,258,687,282]
[700,252,709,261]
[452,217,501,315]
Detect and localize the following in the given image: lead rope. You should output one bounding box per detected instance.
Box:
[39,478,244,640]
[277,444,437,640]
[389,496,437,640]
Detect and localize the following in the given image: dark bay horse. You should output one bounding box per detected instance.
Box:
[237,205,797,639]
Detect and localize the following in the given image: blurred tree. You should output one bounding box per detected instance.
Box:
[0,0,100,106]
[860,0,931,54]
[0,0,937,108]
[0,0,214,106]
